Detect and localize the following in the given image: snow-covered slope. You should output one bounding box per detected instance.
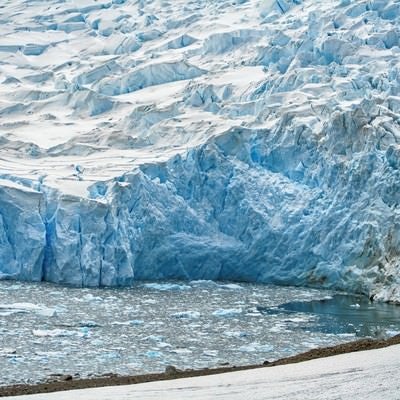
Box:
[6,344,400,400]
[1,0,400,301]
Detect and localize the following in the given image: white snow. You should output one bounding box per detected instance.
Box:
[4,344,400,400]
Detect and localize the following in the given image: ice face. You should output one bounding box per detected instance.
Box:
[0,181,45,282]
[0,0,400,301]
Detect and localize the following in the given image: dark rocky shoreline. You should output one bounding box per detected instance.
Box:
[1,334,399,397]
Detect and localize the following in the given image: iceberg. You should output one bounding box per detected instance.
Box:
[212,309,243,318]
[0,0,400,302]
[0,302,56,317]
[171,311,201,319]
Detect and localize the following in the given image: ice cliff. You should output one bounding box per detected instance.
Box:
[0,0,400,302]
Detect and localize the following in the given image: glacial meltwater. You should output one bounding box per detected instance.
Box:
[1,281,400,386]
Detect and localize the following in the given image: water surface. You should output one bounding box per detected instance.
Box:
[0,281,399,386]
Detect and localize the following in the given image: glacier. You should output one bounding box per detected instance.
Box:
[0,0,400,302]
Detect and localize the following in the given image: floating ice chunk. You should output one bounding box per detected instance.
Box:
[171,311,200,319]
[218,283,244,290]
[284,316,312,323]
[125,362,142,370]
[6,354,24,363]
[111,321,131,326]
[245,307,262,316]
[224,331,250,338]
[79,327,91,338]
[130,319,145,325]
[143,283,191,291]
[112,319,145,326]
[78,321,100,328]
[0,303,57,317]
[142,299,157,304]
[170,348,192,355]
[238,343,273,353]
[158,342,172,349]
[99,351,121,360]
[34,351,64,357]
[32,329,77,338]
[269,325,286,333]
[189,280,219,288]
[144,335,165,342]
[212,308,243,318]
[91,339,104,346]
[82,294,103,302]
[386,330,400,337]
[0,348,17,355]
[145,350,163,358]
[203,350,218,357]
[337,333,356,338]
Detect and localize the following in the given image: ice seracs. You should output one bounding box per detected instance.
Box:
[0,0,400,302]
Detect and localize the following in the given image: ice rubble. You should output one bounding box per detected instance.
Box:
[0,0,400,302]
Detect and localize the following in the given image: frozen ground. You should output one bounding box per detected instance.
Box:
[0,0,400,300]
[4,344,400,400]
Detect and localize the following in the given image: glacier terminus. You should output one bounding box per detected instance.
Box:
[0,0,400,302]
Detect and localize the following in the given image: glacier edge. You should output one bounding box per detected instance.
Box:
[1,121,400,302]
[0,0,400,302]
